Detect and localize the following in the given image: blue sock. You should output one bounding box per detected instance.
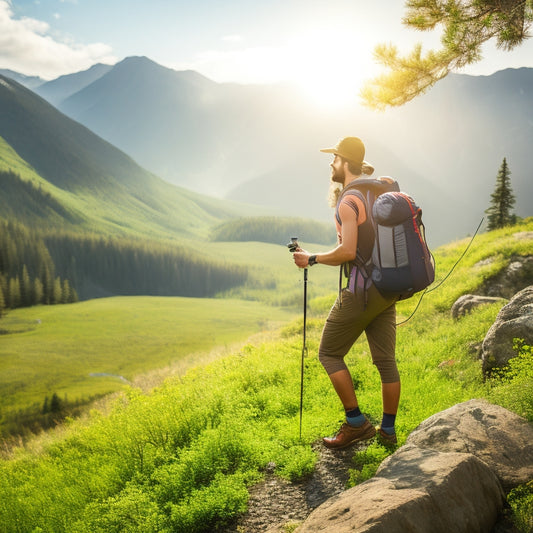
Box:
[345,406,366,427]
[381,412,396,435]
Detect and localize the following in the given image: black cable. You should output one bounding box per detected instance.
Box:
[426,217,484,294]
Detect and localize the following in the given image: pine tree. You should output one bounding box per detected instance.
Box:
[8,277,21,309]
[33,278,44,305]
[50,393,62,413]
[362,1,533,109]
[20,265,32,307]
[52,277,63,304]
[485,158,516,230]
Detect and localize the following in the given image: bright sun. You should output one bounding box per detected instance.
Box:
[285,29,375,110]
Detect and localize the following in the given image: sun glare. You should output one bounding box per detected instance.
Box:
[286,29,375,110]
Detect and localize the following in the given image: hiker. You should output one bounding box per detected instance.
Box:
[292,136,400,449]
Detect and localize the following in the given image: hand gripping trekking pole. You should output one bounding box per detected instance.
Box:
[287,237,307,440]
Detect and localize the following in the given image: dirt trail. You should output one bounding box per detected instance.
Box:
[226,440,519,533]
[226,440,364,532]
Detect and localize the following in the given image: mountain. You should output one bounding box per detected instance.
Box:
[0,69,44,90]
[0,73,250,240]
[36,57,533,246]
[361,67,533,237]
[51,56,312,198]
[35,63,113,106]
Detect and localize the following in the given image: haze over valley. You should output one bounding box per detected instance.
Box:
[3,57,528,247]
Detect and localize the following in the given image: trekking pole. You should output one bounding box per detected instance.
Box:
[287,237,307,440]
[299,266,308,440]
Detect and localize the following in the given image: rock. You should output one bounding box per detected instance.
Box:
[480,255,533,299]
[481,286,533,375]
[407,399,533,491]
[296,445,504,533]
[451,294,506,319]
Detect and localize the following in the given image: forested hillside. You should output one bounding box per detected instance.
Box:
[0,218,249,309]
[44,232,248,300]
[0,75,260,303]
[0,220,77,314]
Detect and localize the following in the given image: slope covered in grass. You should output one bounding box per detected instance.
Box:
[0,219,531,532]
[0,296,296,440]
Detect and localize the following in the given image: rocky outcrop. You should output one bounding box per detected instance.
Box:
[481,286,533,375]
[297,446,503,533]
[296,400,533,533]
[451,294,507,319]
[407,399,533,491]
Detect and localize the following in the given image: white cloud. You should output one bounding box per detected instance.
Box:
[0,0,116,79]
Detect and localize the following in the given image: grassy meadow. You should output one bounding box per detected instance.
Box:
[0,296,296,440]
[0,218,532,532]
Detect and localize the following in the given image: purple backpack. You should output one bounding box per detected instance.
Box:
[344,178,435,300]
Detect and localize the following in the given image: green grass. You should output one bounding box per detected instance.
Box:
[0,296,296,437]
[0,135,258,241]
[0,219,531,532]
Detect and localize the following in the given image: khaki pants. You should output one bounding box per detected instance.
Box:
[319,283,399,383]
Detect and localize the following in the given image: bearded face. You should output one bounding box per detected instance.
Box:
[330,155,345,184]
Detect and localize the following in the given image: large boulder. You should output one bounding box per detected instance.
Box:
[295,400,533,533]
[296,445,504,533]
[481,286,533,375]
[451,294,506,319]
[407,399,533,491]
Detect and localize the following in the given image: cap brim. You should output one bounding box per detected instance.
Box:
[320,148,337,153]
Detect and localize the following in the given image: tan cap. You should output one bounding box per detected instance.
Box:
[320,136,371,168]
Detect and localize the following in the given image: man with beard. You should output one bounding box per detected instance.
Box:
[292,136,400,449]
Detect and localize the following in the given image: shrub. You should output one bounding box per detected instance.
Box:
[488,340,533,421]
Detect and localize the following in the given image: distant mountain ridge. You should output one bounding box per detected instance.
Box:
[0,74,266,300]
[0,73,250,239]
[7,57,533,245]
[0,69,44,90]
[35,63,113,106]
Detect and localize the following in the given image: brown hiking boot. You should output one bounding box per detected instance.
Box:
[377,427,398,446]
[322,419,376,449]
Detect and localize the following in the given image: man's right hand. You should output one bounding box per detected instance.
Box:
[293,251,310,268]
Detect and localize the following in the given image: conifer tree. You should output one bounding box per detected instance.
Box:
[362,1,533,109]
[33,278,44,305]
[8,277,21,309]
[52,277,63,304]
[40,266,54,305]
[50,393,62,413]
[485,158,516,230]
[20,265,32,307]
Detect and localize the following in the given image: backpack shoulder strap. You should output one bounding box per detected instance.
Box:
[342,176,400,196]
[336,176,399,227]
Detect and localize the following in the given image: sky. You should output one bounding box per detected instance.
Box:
[2,0,533,107]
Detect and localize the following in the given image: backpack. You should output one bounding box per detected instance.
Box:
[340,177,435,301]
